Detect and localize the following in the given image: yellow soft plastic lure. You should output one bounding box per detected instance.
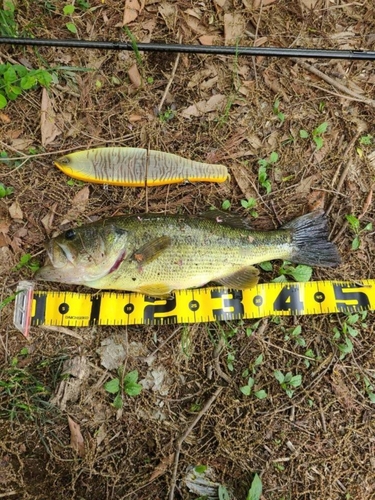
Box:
[54,147,229,187]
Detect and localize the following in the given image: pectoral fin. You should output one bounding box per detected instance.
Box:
[132,236,172,264]
[216,266,259,289]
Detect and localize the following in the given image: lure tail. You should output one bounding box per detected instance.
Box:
[283,210,340,267]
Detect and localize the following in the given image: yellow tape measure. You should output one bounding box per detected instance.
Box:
[14,280,374,337]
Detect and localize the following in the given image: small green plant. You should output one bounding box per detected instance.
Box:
[332,311,367,360]
[299,122,328,150]
[245,319,261,337]
[0,352,51,421]
[246,473,262,500]
[0,1,17,37]
[359,134,373,146]
[123,26,143,66]
[346,214,372,250]
[0,62,54,109]
[63,4,77,33]
[221,199,231,210]
[283,325,306,347]
[258,151,278,194]
[0,182,14,198]
[274,370,302,398]
[13,253,40,273]
[241,197,258,217]
[240,354,267,399]
[273,98,285,123]
[272,261,313,283]
[158,107,175,122]
[104,369,142,409]
[363,375,375,403]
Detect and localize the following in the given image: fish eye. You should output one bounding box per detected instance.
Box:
[59,156,70,165]
[65,229,76,240]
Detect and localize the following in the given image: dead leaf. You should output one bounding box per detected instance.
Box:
[11,137,34,150]
[295,174,320,195]
[8,201,23,220]
[128,63,142,88]
[253,0,277,7]
[158,2,177,31]
[181,94,226,118]
[122,0,141,26]
[72,186,90,207]
[149,453,174,481]
[199,35,217,45]
[0,112,11,124]
[40,88,60,147]
[224,12,246,45]
[96,337,126,370]
[41,202,58,233]
[300,0,318,9]
[0,246,14,269]
[307,189,326,212]
[67,416,85,457]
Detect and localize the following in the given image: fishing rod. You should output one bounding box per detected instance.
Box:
[1,37,375,60]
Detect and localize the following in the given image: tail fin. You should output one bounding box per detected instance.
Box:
[282,210,340,267]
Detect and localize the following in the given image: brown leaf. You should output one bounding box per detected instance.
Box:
[158,2,177,31]
[41,88,61,147]
[41,202,58,233]
[72,186,90,207]
[253,0,277,7]
[128,63,142,88]
[0,112,11,124]
[122,0,141,26]
[8,201,23,220]
[181,94,226,118]
[67,416,85,457]
[224,12,246,45]
[149,453,174,481]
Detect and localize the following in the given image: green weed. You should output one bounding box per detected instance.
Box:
[246,473,262,500]
[0,351,51,421]
[333,311,367,360]
[241,197,258,217]
[0,182,14,198]
[274,370,302,398]
[240,354,267,399]
[273,98,285,123]
[13,253,40,273]
[0,62,54,109]
[272,261,313,283]
[258,151,278,194]
[0,1,17,37]
[346,214,372,250]
[221,199,231,210]
[299,122,328,151]
[104,369,142,409]
[283,325,306,348]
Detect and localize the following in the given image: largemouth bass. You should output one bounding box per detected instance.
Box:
[35,210,340,296]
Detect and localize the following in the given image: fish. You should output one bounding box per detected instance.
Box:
[54,147,229,187]
[35,210,340,296]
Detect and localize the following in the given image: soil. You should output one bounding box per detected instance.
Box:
[0,1,374,499]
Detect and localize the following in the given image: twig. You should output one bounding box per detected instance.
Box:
[168,386,223,500]
[213,337,232,385]
[291,58,375,108]
[326,132,361,216]
[157,36,181,114]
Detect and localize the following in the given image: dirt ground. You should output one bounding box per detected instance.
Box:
[1,1,375,499]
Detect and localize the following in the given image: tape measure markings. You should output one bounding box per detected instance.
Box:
[14,280,374,337]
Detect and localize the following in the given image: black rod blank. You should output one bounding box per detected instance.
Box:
[0,37,375,60]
